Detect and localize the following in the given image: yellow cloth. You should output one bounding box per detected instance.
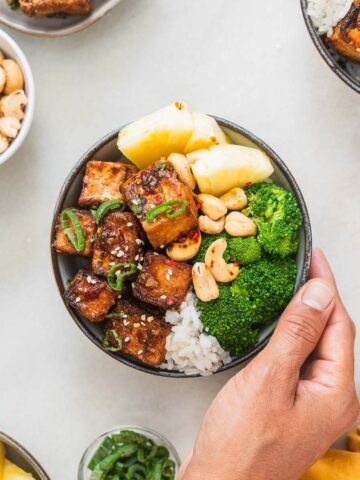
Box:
[300,426,360,480]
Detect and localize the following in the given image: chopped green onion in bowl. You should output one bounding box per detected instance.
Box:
[78,426,180,480]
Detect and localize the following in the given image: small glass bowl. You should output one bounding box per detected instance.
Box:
[78,425,181,480]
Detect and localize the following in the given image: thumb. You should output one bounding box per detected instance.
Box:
[256,279,335,389]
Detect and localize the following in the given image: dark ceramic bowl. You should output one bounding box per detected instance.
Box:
[51,117,312,378]
[300,0,360,94]
[0,432,50,479]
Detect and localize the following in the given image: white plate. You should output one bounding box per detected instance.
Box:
[0,0,122,37]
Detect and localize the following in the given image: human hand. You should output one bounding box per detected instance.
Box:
[178,248,359,480]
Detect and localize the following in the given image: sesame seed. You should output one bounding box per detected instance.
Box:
[137,264,143,270]
[135,239,143,245]
[110,262,115,266]
[124,336,130,343]
[86,276,92,284]
[138,350,143,355]
[111,250,117,255]
[116,251,124,258]
[165,274,170,281]
[147,316,154,322]
[134,323,140,328]
[167,269,173,275]
[160,295,167,300]
[123,314,128,318]
[115,270,121,276]
[140,322,146,326]
[75,297,81,303]
[141,314,146,321]
[123,320,129,326]
[127,222,133,227]
[91,279,97,285]
[160,244,165,249]
[125,246,129,251]
[135,255,139,261]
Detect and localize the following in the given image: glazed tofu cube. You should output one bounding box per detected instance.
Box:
[121,160,198,249]
[132,252,192,310]
[104,298,171,366]
[92,212,145,276]
[64,270,116,323]
[53,208,96,257]
[19,0,92,16]
[78,160,138,207]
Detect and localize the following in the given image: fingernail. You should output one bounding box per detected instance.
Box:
[302,281,334,311]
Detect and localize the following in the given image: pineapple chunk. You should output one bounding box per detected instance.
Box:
[184,112,228,153]
[188,145,274,196]
[0,441,4,480]
[117,102,193,169]
[3,459,33,479]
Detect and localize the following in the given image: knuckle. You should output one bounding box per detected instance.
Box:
[282,313,321,347]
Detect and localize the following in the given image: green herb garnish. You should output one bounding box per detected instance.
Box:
[95,199,124,224]
[61,208,85,252]
[87,430,176,479]
[102,329,123,353]
[145,198,186,223]
[107,263,137,292]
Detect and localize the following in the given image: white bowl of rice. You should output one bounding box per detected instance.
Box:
[301,0,360,93]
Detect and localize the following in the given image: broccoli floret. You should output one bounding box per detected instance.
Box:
[197,256,297,355]
[243,183,302,257]
[231,256,297,324]
[193,232,231,263]
[198,284,260,356]
[193,233,261,265]
[228,237,262,265]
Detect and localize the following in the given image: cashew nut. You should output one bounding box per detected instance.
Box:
[198,215,225,234]
[0,66,6,94]
[0,134,9,154]
[220,187,248,210]
[0,117,21,138]
[166,230,202,261]
[0,90,27,120]
[205,238,240,283]
[168,153,196,190]
[198,194,227,220]
[2,59,24,95]
[192,262,219,302]
[225,211,257,237]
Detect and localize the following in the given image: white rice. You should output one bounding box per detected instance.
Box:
[307,0,353,36]
[163,292,231,376]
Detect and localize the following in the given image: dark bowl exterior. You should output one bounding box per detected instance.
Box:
[51,118,312,378]
[300,0,360,94]
[0,432,50,480]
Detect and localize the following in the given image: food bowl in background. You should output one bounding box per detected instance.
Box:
[0,29,35,166]
[78,425,181,480]
[0,431,50,480]
[0,0,122,37]
[50,117,312,378]
[300,0,360,94]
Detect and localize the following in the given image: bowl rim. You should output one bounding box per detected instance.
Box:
[78,424,181,480]
[50,116,312,378]
[0,29,35,166]
[0,431,51,480]
[0,0,122,38]
[300,0,360,94]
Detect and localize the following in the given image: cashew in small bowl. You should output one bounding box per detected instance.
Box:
[198,215,225,234]
[0,90,27,120]
[168,153,196,190]
[220,187,248,210]
[0,134,9,153]
[0,66,6,94]
[225,212,257,237]
[198,193,227,220]
[2,59,24,95]
[0,117,21,138]
[205,238,240,283]
[166,230,202,261]
[192,262,219,302]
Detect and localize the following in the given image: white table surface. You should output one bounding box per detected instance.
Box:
[0,0,359,477]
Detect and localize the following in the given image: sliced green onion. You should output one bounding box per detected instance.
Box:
[88,436,115,471]
[90,445,138,480]
[107,263,137,292]
[105,312,125,320]
[112,431,153,447]
[61,208,85,252]
[102,330,123,352]
[95,199,125,224]
[145,199,186,223]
